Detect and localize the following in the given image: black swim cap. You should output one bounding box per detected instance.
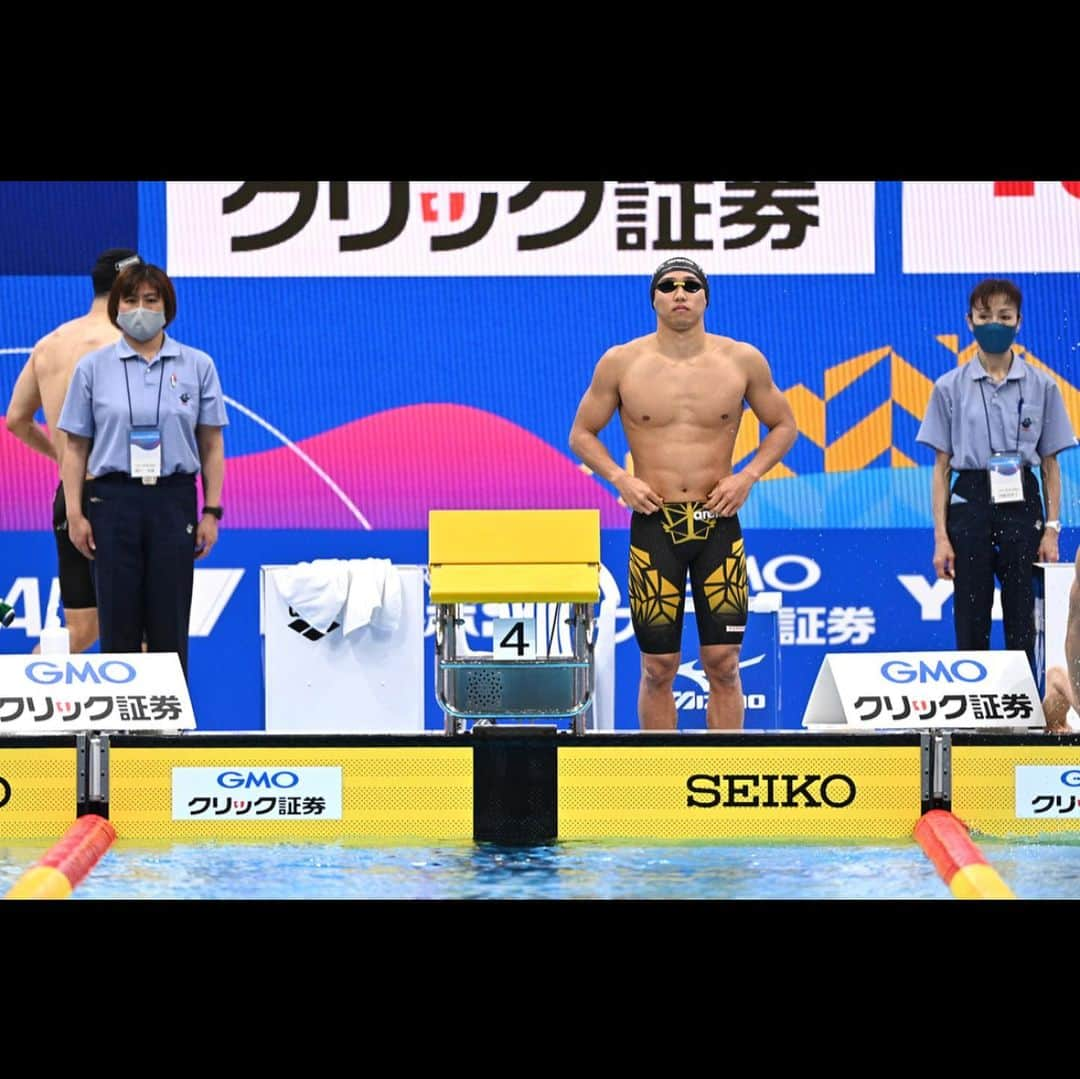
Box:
[91,248,140,295]
[650,256,709,306]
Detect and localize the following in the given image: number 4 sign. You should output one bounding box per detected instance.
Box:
[493,617,537,660]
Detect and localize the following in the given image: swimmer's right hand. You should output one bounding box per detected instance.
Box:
[616,475,664,514]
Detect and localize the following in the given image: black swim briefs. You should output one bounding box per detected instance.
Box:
[628,502,748,654]
[52,483,95,609]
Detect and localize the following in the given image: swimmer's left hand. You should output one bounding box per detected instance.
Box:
[705,473,754,516]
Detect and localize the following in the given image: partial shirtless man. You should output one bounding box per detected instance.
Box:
[1044,546,1080,733]
[5,248,139,652]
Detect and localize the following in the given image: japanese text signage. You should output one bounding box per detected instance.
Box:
[803,651,1044,729]
[171,766,342,820]
[0,653,195,731]
[167,181,876,276]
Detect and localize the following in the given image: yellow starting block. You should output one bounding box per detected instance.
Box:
[428,509,601,735]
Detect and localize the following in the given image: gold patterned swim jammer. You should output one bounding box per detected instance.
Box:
[628,501,748,654]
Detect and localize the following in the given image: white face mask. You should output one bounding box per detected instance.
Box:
[117,306,166,342]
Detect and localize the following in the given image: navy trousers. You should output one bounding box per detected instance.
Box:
[946,467,1044,678]
[86,472,197,680]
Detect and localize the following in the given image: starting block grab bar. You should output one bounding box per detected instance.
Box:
[428,510,601,735]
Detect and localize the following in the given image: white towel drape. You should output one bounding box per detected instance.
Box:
[273,558,405,637]
[342,558,403,635]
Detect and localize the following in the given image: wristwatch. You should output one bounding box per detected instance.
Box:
[1044,519,1062,532]
[202,506,223,521]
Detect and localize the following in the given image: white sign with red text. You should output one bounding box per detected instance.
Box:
[0,653,195,732]
[167,181,876,277]
[171,766,342,820]
[903,181,1080,272]
[803,650,1044,729]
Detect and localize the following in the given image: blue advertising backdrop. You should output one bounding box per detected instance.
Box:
[0,181,1076,731]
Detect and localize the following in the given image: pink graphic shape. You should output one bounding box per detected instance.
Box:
[0,404,628,530]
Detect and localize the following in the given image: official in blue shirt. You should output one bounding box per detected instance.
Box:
[58,262,228,681]
[916,277,1076,677]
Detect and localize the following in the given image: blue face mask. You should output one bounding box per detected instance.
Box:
[972,321,1017,355]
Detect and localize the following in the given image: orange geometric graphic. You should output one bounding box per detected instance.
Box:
[825,346,891,400]
[826,400,891,472]
[786,384,826,447]
[891,353,935,420]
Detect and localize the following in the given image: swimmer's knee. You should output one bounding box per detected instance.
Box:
[700,645,740,685]
[641,652,679,688]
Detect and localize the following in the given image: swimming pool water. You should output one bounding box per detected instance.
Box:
[3,839,1080,899]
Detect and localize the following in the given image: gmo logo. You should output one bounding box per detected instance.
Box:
[25,660,136,685]
[880,659,987,685]
[216,770,300,790]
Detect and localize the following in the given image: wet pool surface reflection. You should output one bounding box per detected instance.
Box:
[4,838,1080,899]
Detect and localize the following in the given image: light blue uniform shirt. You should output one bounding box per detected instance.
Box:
[58,334,229,477]
[916,353,1076,469]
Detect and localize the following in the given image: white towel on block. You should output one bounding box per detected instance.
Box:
[343,558,404,635]
[272,559,350,633]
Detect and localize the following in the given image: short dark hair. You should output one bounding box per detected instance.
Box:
[969,278,1022,317]
[90,248,140,296]
[107,263,177,327]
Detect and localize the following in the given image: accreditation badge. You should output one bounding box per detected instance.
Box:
[988,451,1024,503]
[129,427,162,485]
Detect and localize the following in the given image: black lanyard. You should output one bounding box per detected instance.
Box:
[122,354,166,428]
[978,375,1024,454]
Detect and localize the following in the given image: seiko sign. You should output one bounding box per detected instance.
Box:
[686,773,856,808]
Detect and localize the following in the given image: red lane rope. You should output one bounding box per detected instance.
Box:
[5,814,117,899]
[914,809,1014,899]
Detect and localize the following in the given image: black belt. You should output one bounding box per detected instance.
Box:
[90,472,196,487]
[952,465,1038,504]
[955,465,1033,476]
